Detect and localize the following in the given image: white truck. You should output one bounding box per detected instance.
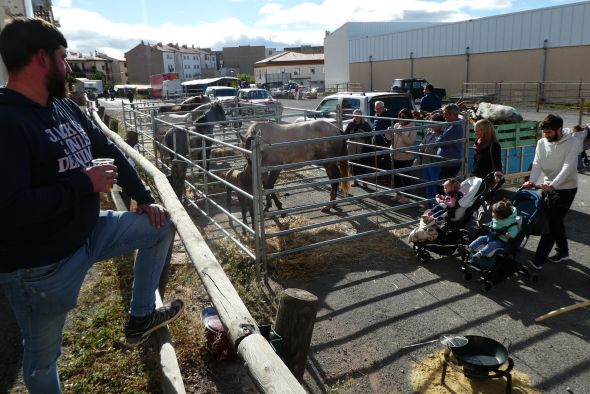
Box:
[74,78,104,96]
[161,79,183,99]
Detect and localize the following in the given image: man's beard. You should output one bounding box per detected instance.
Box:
[46,59,67,99]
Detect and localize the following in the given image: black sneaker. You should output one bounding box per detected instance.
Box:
[125,299,184,345]
[548,250,569,263]
[528,259,544,271]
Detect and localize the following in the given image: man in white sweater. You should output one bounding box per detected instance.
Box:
[523,114,578,269]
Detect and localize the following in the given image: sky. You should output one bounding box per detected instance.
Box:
[52,0,581,59]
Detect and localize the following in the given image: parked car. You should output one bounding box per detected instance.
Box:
[296,91,415,127]
[271,82,299,99]
[302,87,318,99]
[204,86,238,105]
[390,78,446,101]
[237,88,277,115]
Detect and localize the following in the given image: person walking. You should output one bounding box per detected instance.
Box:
[523,114,579,270]
[0,18,183,394]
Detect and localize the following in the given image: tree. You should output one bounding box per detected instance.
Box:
[237,73,255,85]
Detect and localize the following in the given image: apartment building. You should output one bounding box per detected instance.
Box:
[0,0,59,84]
[125,41,217,83]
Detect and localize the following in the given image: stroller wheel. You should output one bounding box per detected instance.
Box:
[584,158,590,167]
[417,250,432,264]
[481,280,493,292]
[462,270,473,282]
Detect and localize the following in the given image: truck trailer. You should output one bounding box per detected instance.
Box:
[150,72,181,98]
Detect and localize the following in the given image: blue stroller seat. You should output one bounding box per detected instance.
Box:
[461,189,543,291]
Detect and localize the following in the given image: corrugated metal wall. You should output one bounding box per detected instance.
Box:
[349,1,590,63]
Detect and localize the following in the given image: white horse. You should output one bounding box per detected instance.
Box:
[240,120,350,213]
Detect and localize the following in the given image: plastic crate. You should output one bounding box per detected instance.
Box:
[468,121,539,148]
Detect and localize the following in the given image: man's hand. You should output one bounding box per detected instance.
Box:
[540,183,554,193]
[136,203,170,229]
[522,181,534,189]
[505,232,513,239]
[84,165,118,192]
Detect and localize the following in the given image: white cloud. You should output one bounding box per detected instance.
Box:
[54,0,72,7]
[52,0,514,58]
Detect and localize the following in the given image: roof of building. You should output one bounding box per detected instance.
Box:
[67,52,109,62]
[255,51,324,65]
[181,77,239,86]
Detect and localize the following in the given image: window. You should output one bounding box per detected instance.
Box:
[294,68,300,75]
[310,67,315,74]
[342,98,361,117]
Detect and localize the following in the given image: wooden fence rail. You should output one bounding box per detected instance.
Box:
[89,106,305,393]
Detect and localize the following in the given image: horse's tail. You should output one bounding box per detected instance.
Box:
[339,137,350,195]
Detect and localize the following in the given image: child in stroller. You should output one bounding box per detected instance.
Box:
[461,189,541,291]
[465,199,519,266]
[421,179,463,226]
[410,173,504,263]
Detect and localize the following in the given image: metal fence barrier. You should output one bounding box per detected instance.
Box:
[122,99,470,277]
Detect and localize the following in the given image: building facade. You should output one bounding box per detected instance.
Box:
[0,0,59,84]
[125,41,217,83]
[254,51,324,89]
[221,45,267,76]
[326,3,590,95]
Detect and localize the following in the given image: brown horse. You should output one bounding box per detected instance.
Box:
[158,94,210,113]
[240,120,350,213]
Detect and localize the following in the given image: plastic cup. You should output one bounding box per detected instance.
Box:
[91,158,115,190]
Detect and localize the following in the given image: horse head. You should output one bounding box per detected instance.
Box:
[208,102,227,123]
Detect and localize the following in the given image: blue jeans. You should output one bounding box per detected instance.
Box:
[423,165,440,202]
[469,235,506,257]
[0,210,174,394]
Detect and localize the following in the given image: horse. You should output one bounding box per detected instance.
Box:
[240,120,350,213]
[224,161,254,234]
[158,94,210,113]
[163,102,226,169]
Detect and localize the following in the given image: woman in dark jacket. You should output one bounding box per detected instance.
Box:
[472,119,503,179]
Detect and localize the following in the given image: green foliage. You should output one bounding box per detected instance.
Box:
[236,73,255,84]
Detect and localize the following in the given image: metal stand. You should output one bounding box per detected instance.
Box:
[441,349,514,394]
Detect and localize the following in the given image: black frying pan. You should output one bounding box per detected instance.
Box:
[450,335,508,372]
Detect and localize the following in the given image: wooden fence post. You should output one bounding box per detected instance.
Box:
[109,118,119,133]
[274,288,318,382]
[97,105,105,120]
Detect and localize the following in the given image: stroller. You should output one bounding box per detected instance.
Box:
[411,172,504,264]
[461,188,542,291]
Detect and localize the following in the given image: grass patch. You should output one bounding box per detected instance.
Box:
[60,255,161,393]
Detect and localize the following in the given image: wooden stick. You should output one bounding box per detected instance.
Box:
[535,300,590,322]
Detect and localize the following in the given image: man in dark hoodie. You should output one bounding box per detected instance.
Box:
[0,18,183,393]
